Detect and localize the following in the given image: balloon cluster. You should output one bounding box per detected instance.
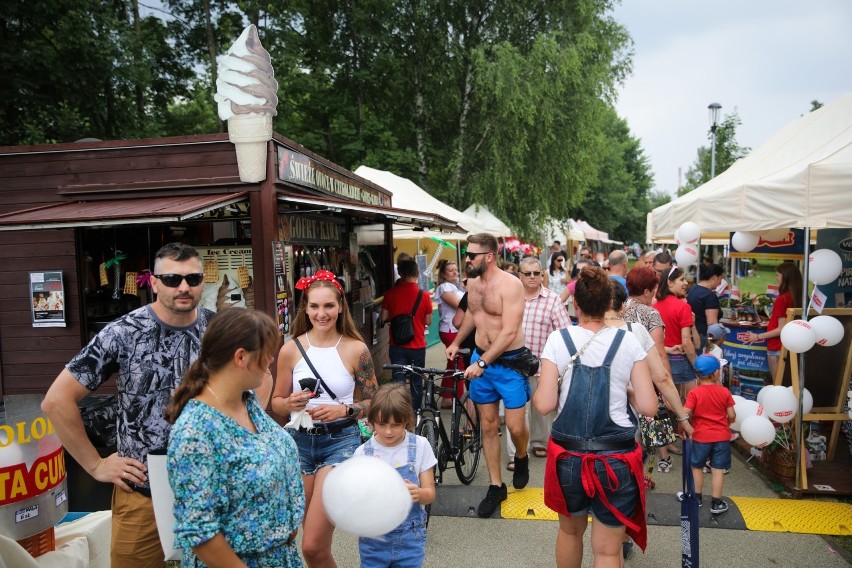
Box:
[674,221,701,268]
[778,248,844,354]
[735,385,814,447]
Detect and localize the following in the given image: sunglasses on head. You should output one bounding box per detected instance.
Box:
[154,273,204,288]
[520,270,542,277]
[466,251,490,260]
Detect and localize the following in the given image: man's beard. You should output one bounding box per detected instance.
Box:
[466,261,484,278]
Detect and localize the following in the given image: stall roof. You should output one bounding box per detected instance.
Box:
[461,204,513,237]
[0,193,247,231]
[278,192,461,231]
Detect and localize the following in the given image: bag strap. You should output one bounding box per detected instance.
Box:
[294,338,339,401]
[410,290,424,316]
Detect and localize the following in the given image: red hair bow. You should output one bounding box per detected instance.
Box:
[295,269,343,295]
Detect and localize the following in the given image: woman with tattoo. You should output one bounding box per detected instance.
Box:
[272,270,378,568]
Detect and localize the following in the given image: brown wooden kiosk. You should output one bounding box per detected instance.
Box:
[0,133,458,400]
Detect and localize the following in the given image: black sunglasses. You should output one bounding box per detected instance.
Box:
[520,270,542,277]
[466,251,490,260]
[154,273,204,288]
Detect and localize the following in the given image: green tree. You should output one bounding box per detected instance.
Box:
[570,107,653,244]
[679,109,750,195]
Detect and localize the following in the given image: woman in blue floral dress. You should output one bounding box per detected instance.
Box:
[166,308,305,567]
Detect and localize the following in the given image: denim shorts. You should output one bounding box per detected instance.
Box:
[766,350,781,357]
[556,451,638,527]
[690,440,732,470]
[469,351,530,409]
[285,423,360,474]
[668,355,697,385]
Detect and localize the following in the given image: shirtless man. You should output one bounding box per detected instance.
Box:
[447,233,530,517]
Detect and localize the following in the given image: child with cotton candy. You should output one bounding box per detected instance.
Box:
[354,383,436,567]
[678,355,736,514]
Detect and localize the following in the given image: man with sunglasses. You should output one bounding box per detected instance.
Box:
[506,257,572,470]
[42,242,226,568]
[446,233,530,517]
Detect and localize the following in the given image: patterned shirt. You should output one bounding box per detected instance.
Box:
[623,298,664,334]
[523,286,572,375]
[67,305,215,479]
[169,393,305,567]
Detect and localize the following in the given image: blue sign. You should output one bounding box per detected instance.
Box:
[721,324,770,400]
[729,229,805,260]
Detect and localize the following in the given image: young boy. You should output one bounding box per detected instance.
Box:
[679,355,736,514]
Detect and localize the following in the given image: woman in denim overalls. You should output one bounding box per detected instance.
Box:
[534,266,658,567]
[355,384,436,568]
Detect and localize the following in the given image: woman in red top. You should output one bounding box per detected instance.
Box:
[744,262,802,381]
[654,267,698,402]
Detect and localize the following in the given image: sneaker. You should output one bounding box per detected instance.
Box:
[477,483,507,518]
[622,538,634,559]
[513,455,530,489]
[710,499,729,514]
[657,457,672,473]
[676,492,702,506]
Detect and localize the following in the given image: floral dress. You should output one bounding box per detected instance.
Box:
[168,392,305,568]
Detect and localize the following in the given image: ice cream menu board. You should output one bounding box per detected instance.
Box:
[30,271,66,327]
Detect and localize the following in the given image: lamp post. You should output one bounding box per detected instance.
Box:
[708,102,722,178]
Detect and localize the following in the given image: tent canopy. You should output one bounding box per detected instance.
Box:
[461,204,513,237]
[353,166,487,242]
[651,92,852,240]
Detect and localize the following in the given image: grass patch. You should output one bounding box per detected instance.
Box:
[736,262,777,296]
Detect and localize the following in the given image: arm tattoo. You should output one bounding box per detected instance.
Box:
[353,346,378,414]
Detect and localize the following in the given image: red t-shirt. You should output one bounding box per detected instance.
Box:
[382,281,433,348]
[766,291,793,352]
[685,383,734,443]
[654,295,693,347]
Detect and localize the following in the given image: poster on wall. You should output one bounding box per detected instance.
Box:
[272,241,293,339]
[814,228,852,308]
[197,247,253,312]
[30,271,66,327]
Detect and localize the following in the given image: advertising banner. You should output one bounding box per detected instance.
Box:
[29,271,66,328]
[814,228,852,308]
[721,324,770,400]
[729,229,805,260]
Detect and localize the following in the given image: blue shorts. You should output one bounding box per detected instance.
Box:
[690,440,732,470]
[469,350,530,409]
[286,423,360,475]
[766,350,781,357]
[556,451,638,527]
[669,355,697,385]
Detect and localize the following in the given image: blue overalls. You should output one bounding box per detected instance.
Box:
[358,432,427,568]
[544,328,646,542]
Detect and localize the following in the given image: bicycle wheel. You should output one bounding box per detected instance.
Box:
[453,392,481,484]
[416,415,440,469]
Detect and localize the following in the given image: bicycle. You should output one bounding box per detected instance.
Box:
[383,363,482,485]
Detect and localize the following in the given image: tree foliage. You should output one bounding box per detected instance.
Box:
[679,109,750,195]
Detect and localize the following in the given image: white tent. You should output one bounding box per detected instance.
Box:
[353,166,487,243]
[462,204,513,237]
[650,92,852,240]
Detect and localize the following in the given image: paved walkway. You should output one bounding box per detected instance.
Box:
[319,344,852,567]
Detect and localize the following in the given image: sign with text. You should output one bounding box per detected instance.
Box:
[814,228,852,308]
[729,229,805,260]
[29,271,66,328]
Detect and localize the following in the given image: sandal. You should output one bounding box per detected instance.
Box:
[532,447,547,458]
[506,460,515,472]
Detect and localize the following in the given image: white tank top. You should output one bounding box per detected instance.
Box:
[291,334,355,408]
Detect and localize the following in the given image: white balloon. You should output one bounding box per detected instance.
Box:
[731,398,762,431]
[809,315,845,347]
[740,415,776,448]
[674,228,681,245]
[787,386,814,415]
[322,456,412,538]
[756,385,771,406]
[762,386,798,423]
[675,245,699,268]
[808,249,843,285]
[731,231,761,253]
[677,222,701,244]
[780,320,817,353]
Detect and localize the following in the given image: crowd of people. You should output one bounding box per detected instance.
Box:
[42,235,792,567]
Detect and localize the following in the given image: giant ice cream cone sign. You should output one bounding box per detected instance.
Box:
[214,25,278,183]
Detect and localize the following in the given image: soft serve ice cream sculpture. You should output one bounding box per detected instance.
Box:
[214,25,278,182]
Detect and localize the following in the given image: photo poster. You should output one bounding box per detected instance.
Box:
[272,241,293,338]
[814,228,852,308]
[30,271,67,327]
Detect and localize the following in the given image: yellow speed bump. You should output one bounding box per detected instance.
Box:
[501,488,559,521]
[731,497,852,535]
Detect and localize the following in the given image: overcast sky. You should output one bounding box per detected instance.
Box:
[611,0,852,196]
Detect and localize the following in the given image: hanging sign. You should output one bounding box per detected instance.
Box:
[29,271,66,328]
[814,228,852,308]
[728,229,805,260]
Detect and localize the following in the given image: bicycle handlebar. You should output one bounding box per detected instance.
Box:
[383,364,465,378]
